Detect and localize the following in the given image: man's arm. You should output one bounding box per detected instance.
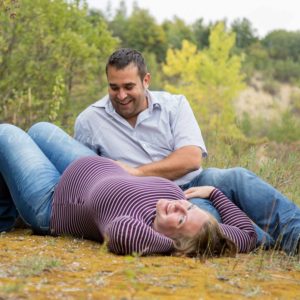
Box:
[116,145,202,180]
[116,95,205,180]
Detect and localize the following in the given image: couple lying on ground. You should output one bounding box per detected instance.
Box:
[0,122,299,258]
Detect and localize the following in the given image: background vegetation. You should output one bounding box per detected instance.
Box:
[1,0,300,144]
[0,0,299,205]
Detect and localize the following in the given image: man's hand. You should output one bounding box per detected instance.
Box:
[114,160,142,176]
[184,186,215,199]
[114,145,202,180]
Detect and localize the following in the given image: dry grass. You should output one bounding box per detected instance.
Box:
[0,229,299,300]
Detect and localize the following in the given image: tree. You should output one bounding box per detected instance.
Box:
[262,30,300,62]
[230,18,258,49]
[163,22,245,139]
[162,17,194,50]
[0,0,117,128]
[108,0,128,45]
[261,30,300,82]
[191,18,210,49]
[124,5,166,62]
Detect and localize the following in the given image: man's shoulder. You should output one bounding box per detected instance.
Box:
[150,91,186,103]
[149,91,188,110]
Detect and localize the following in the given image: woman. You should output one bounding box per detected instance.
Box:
[0,122,258,257]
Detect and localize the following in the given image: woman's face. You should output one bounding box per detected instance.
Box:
[153,199,209,239]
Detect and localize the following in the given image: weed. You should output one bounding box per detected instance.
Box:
[0,282,23,293]
[11,255,61,277]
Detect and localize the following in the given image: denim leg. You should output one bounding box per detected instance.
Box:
[28,122,96,174]
[0,173,18,232]
[0,124,60,233]
[189,167,300,254]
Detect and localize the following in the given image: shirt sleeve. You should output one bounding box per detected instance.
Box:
[171,95,207,156]
[209,189,257,253]
[105,216,174,255]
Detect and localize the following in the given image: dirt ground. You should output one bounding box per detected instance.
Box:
[0,229,299,300]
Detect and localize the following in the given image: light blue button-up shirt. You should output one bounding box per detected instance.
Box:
[74,90,207,185]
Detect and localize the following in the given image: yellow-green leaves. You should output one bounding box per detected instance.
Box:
[163,22,245,140]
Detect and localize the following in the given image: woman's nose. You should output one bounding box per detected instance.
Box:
[174,202,187,214]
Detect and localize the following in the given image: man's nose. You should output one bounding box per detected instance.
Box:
[117,89,127,100]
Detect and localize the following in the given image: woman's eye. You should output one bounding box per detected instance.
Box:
[187,204,195,211]
[178,215,186,225]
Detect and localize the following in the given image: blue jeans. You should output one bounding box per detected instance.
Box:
[182,167,300,254]
[0,122,96,233]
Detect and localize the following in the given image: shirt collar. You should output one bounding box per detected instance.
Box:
[146,90,161,112]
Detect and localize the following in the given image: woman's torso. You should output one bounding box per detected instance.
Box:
[50,156,184,243]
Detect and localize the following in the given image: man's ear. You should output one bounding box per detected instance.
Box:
[143,73,151,89]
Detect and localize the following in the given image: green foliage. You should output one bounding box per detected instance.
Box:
[262,30,300,62]
[290,91,300,116]
[125,6,166,62]
[258,30,300,83]
[108,0,128,44]
[230,18,258,49]
[143,51,164,90]
[163,22,245,140]
[109,4,166,62]
[0,0,117,128]
[267,111,300,142]
[262,80,280,96]
[191,18,210,49]
[162,17,194,50]
[49,75,65,125]
[239,109,300,143]
[272,59,300,82]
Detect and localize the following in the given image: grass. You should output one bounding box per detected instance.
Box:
[12,256,61,277]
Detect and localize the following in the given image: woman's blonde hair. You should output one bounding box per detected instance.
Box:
[173,215,237,258]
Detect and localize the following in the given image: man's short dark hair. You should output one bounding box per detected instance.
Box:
[106,48,148,81]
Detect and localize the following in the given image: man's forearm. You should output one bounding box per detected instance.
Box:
[136,146,202,180]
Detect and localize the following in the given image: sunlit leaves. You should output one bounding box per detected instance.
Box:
[163,22,245,139]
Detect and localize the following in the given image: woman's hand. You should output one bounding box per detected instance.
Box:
[184,186,215,199]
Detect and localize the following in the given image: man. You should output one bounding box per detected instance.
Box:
[75,48,300,254]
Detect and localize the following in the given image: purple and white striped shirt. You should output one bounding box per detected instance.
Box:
[50,156,256,255]
[51,156,184,255]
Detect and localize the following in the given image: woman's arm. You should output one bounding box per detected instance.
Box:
[105,216,174,255]
[209,188,257,253]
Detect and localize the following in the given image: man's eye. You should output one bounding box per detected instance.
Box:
[125,85,134,90]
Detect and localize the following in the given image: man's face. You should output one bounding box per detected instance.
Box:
[107,63,150,126]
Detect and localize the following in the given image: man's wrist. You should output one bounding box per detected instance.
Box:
[135,167,144,177]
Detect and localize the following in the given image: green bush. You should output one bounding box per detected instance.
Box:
[262,80,280,96]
